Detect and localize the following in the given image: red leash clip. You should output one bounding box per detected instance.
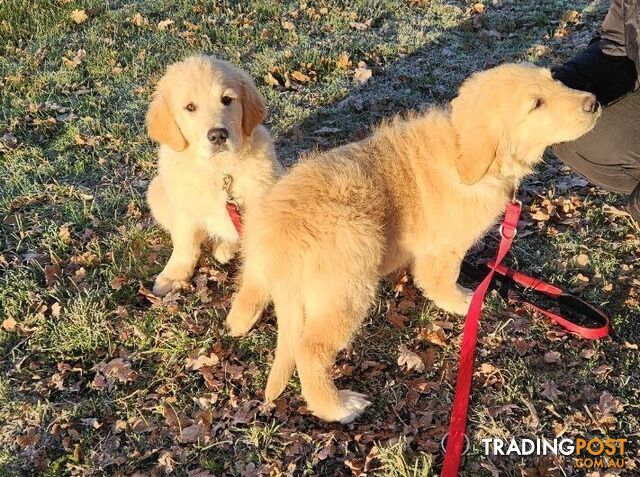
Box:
[441,202,609,476]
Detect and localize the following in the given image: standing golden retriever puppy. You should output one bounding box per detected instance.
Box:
[226,63,600,423]
[146,56,282,296]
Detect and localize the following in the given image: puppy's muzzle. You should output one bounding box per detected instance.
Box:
[208,127,229,146]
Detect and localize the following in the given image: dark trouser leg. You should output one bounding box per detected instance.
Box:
[552,90,640,195]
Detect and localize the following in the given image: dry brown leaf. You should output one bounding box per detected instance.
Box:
[1,317,17,331]
[59,224,72,243]
[598,391,623,415]
[62,49,86,69]
[290,70,310,83]
[562,10,579,23]
[336,52,350,69]
[70,9,88,24]
[157,19,174,30]
[573,253,590,268]
[419,323,447,347]
[603,204,631,217]
[282,20,295,31]
[185,352,219,371]
[397,345,425,372]
[541,380,562,401]
[110,276,126,290]
[51,302,62,318]
[131,13,147,27]
[544,351,561,363]
[264,71,281,87]
[44,263,62,287]
[471,3,486,14]
[353,65,372,85]
[180,423,205,443]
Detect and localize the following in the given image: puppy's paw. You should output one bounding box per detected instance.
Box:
[437,286,473,316]
[312,390,371,423]
[264,376,287,403]
[214,242,237,264]
[334,390,371,424]
[153,274,188,297]
[225,305,254,337]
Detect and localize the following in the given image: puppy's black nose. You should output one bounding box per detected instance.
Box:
[582,95,599,113]
[207,127,228,144]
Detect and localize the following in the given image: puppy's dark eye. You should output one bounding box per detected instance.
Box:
[221,96,233,106]
[185,103,197,112]
[532,98,544,110]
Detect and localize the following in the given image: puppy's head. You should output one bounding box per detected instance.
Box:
[450,63,599,185]
[146,55,267,156]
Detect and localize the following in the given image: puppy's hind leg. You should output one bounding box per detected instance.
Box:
[413,251,472,315]
[295,276,377,423]
[264,296,303,401]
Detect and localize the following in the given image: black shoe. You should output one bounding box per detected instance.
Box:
[629,182,640,222]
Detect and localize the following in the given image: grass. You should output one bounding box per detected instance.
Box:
[1,0,639,476]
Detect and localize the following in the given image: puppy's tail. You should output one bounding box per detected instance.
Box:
[264,291,304,402]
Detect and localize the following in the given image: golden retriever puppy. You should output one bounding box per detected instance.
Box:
[146,56,282,296]
[226,63,600,423]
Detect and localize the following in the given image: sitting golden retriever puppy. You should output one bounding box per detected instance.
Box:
[146,56,282,296]
[226,63,600,423]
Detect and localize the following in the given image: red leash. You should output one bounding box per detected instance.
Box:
[223,173,243,237]
[226,200,243,237]
[441,202,609,476]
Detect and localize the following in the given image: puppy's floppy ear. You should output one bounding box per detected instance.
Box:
[146,90,188,152]
[450,79,500,185]
[238,71,267,137]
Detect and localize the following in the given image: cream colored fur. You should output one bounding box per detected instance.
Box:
[227,63,600,423]
[146,56,282,296]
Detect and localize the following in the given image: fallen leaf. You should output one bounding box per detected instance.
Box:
[51,302,62,318]
[602,204,630,217]
[562,10,579,23]
[472,3,486,14]
[573,253,590,268]
[157,19,174,30]
[70,9,88,24]
[185,352,219,370]
[131,13,147,27]
[111,276,126,290]
[290,70,310,83]
[541,381,562,401]
[62,49,86,69]
[598,391,623,415]
[180,423,205,443]
[544,351,561,364]
[419,323,448,347]
[397,345,425,372]
[353,65,372,85]
[44,263,62,287]
[336,52,350,69]
[1,317,17,331]
[264,71,281,87]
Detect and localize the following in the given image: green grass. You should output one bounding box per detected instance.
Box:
[1,0,639,476]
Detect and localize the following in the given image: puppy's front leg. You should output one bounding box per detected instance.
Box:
[213,240,239,264]
[153,224,206,296]
[413,251,472,315]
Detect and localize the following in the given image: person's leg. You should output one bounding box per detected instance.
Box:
[552,90,640,219]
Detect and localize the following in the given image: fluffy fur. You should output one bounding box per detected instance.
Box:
[146,55,282,296]
[226,63,600,423]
